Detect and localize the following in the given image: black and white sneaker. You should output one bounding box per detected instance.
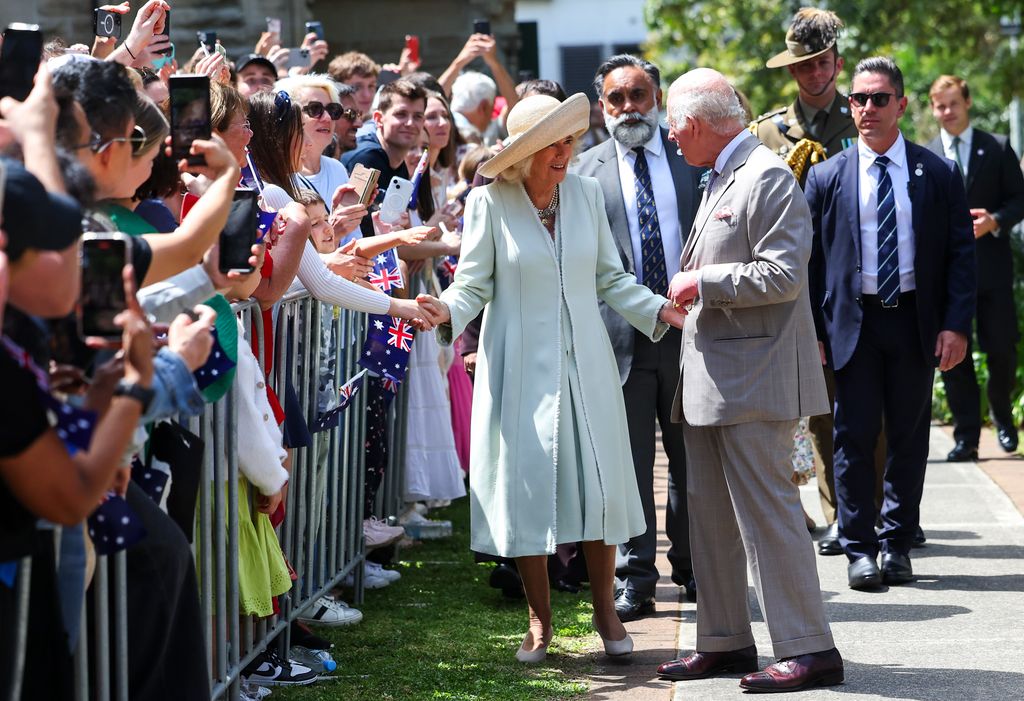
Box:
[244,648,318,686]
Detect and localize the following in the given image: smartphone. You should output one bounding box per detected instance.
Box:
[378,176,413,224]
[169,75,211,166]
[405,35,419,64]
[284,47,311,69]
[93,8,122,38]
[158,10,172,55]
[0,23,43,101]
[266,16,282,34]
[342,164,380,207]
[79,233,132,341]
[196,30,217,54]
[219,189,258,274]
[472,19,491,35]
[305,21,324,41]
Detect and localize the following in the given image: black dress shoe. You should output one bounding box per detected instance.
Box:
[912,525,927,548]
[847,556,882,590]
[818,522,843,556]
[672,572,698,603]
[947,441,978,462]
[739,647,844,692]
[657,645,758,681]
[881,552,914,584]
[684,577,697,603]
[614,588,655,622]
[997,427,1019,453]
[489,563,523,599]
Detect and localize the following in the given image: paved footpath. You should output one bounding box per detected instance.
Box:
[589,424,1024,700]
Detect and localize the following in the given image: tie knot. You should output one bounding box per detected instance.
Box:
[632,146,646,157]
[874,155,890,170]
[951,135,961,146]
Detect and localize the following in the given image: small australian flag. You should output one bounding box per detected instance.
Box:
[368,249,404,293]
[315,369,367,431]
[359,314,414,382]
[193,326,236,390]
[436,255,458,290]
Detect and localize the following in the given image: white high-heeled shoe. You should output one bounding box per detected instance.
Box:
[593,615,634,656]
[515,630,552,663]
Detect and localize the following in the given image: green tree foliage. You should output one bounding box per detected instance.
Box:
[644,0,1022,141]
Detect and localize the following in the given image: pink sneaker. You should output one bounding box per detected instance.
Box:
[363,517,404,550]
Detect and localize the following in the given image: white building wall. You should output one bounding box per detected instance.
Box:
[516,0,648,84]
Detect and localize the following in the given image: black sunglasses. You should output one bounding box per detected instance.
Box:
[302,101,346,121]
[849,92,897,108]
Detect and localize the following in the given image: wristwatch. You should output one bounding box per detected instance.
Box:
[113,380,156,413]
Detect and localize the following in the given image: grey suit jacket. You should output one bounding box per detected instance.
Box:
[671,133,828,426]
[573,127,701,382]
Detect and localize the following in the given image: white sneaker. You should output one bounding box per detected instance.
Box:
[342,563,390,590]
[363,517,405,550]
[366,560,401,583]
[297,596,363,627]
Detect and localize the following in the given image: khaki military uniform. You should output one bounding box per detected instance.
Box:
[752,93,859,187]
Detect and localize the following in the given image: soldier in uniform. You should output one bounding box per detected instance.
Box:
[752,8,896,558]
[753,8,858,186]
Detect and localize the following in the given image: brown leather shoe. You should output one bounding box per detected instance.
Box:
[739,647,844,692]
[657,645,758,681]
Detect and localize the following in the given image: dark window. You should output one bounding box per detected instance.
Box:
[560,44,603,100]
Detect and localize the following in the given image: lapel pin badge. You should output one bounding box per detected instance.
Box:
[915,162,924,177]
[977,148,984,156]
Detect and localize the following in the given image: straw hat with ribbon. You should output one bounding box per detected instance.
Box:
[478,92,590,179]
[765,8,844,69]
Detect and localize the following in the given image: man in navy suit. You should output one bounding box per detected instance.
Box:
[927,75,1024,461]
[806,57,975,590]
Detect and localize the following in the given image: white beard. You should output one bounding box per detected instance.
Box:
[605,109,659,149]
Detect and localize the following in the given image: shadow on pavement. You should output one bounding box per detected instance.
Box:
[905,573,1024,592]
[829,660,1024,700]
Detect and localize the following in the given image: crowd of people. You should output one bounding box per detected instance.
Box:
[2,1,1022,699]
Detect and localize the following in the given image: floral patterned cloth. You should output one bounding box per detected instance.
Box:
[791,417,816,485]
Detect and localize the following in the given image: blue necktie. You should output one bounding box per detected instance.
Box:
[633,147,667,296]
[874,155,900,306]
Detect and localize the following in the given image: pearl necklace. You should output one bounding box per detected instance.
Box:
[535,185,559,229]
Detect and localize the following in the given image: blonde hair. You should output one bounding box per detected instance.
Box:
[495,138,583,184]
[274,74,340,104]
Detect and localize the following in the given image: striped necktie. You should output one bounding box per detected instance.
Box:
[633,147,667,296]
[874,155,900,306]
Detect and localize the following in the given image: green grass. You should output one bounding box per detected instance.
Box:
[275,499,596,701]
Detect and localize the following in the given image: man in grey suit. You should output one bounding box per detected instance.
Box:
[656,68,843,693]
[573,54,701,621]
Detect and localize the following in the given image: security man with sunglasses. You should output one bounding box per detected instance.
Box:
[752,8,858,186]
[805,57,975,591]
[754,7,886,560]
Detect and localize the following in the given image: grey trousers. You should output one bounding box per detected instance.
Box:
[615,328,691,598]
[684,419,834,659]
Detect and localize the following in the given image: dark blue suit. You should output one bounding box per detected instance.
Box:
[806,138,974,561]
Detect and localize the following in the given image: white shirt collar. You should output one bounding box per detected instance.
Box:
[858,131,907,170]
[613,126,664,162]
[714,130,753,175]
[940,125,973,151]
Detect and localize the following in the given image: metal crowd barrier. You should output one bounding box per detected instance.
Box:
[4,291,412,701]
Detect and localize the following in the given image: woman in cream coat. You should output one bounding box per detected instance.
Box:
[417,94,686,662]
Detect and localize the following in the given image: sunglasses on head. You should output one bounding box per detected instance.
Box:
[75,124,148,156]
[849,92,896,108]
[274,90,292,123]
[302,101,348,121]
